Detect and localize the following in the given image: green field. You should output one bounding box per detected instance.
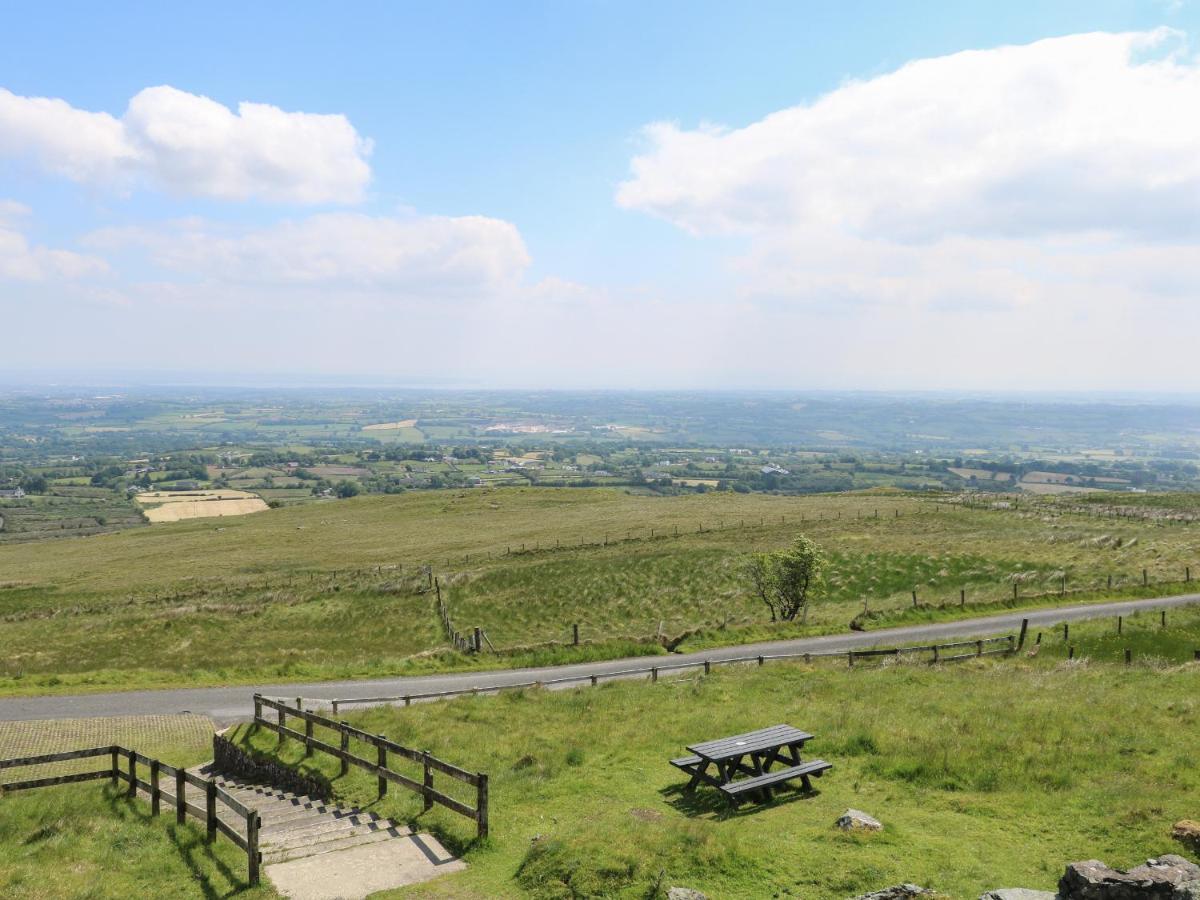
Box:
[2,488,1200,694]
[229,606,1200,898]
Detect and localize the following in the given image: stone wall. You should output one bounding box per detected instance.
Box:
[212,734,331,801]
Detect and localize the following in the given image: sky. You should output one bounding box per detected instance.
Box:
[2,0,1199,390]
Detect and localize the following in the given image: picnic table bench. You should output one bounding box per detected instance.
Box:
[670,724,831,805]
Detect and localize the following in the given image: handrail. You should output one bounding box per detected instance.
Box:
[253,694,488,839]
[319,633,1019,712]
[0,745,260,886]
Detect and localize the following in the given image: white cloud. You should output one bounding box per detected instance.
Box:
[617,29,1200,242]
[88,211,530,295]
[0,201,109,281]
[0,85,371,203]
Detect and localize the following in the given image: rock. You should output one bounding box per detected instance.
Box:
[980,890,1058,900]
[837,808,884,832]
[1059,855,1200,899]
[1174,821,1200,853]
[852,885,933,900]
[667,889,707,900]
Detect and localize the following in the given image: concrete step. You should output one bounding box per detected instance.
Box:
[263,827,404,865]
[260,807,388,835]
[262,815,408,849]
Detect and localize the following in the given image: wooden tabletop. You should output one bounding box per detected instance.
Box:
[687,724,813,762]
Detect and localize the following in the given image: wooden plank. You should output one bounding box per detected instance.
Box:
[0,770,111,792]
[424,755,480,785]
[215,817,249,851]
[0,746,115,770]
[216,790,254,820]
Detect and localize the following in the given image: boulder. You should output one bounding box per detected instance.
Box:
[837,809,884,832]
[980,890,1058,900]
[667,889,707,900]
[852,885,933,900]
[1059,855,1200,899]
[1174,821,1200,854]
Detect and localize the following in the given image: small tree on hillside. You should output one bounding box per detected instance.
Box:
[744,535,825,623]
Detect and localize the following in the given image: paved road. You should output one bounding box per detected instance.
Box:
[3,593,1198,726]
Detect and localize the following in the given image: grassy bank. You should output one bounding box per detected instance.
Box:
[3,488,1200,693]
[229,610,1200,898]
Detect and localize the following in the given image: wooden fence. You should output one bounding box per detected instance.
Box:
[318,633,1019,715]
[253,695,489,839]
[0,745,260,886]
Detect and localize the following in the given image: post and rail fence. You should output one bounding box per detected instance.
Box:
[309,633,1020,717]
[252,694,489,839]
[0,746,261,886]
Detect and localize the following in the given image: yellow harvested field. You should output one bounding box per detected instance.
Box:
[949,467,1012,481]
[136,489,269,522]
[1018,481,1097,495]
[362,419,417,431]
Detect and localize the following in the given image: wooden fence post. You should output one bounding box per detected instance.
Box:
[757,655,764,666]
[960,589,965,607]
[1162,610,1166,628]
[127,751,136,799]
[246,813,261,886]
[150,759,160,815]
[1013,583,1018,601]
[1063,623,1069,642]
[376,737,388,798]
[110,747,119,786]
[1108,574,1113,590]
[703,660,711,675]
[253,694,262,723]
[1068,646,1075,660]
[476,774,489,840]
[912,590,918,607]
[932,645,939,663]
[1125,648,1132,666]
[339,724,350,777]
[572,623,579,646]
[474,627,482,653]
[1017,618,1029,650]
[176,769,186,825]
[206,779,217,843]
[848,651,855,668]
[422,751,433,812]
[975,640,983,657]
[1143,569,1148,586]
[305,716,314,758]
[277,706,285,746]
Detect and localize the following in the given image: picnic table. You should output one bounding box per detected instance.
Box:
[670,724,831,805]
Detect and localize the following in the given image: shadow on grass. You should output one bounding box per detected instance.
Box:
[102,785,253,898]
[659,781,821,820]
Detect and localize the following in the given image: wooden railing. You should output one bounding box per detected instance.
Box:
[0,746,260,886]
[320,632,1020,714]
[253,694,488,839]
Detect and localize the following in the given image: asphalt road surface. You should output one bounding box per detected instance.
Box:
[3,592,1197,725]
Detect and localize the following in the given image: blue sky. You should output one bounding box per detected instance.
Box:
[2,1,1199,388]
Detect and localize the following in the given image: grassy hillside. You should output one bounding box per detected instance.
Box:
[2,488,1200,694]
[229,606,1200,898]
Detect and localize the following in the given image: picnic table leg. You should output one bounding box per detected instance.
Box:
[750,752,771,803]
[684,760,710,793]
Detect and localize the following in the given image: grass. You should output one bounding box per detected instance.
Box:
[228,610,1200,898]
[0,715,275,899]
[3,488,1200,694]
[0,785,277,899]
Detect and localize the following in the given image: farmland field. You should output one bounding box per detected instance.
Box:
[2,488,1200,694]
[136,489,269,522]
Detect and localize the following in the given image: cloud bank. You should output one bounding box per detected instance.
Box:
[0,85,371,203]
[89,211,530,295]
[618,29,1200,242]
[0,200,108,281]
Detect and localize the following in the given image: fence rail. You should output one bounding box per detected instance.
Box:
[0,746,260,886]
[313,633,1019,715]
[253,694,488,839]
